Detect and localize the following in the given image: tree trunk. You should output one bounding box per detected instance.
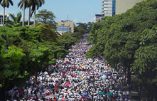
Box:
[3,7,5,26]
[34,7,36,26]
[22,3,25,26]
[28,7,31,26]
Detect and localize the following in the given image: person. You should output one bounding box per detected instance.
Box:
[53,96,57,101]
[6,34,130,101]
[54,82,59,93]
[62,95,65,101]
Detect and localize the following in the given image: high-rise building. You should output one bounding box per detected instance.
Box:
[102,0,116,16]
[116,0,143,14]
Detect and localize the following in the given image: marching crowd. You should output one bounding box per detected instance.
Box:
[7,34,130,101]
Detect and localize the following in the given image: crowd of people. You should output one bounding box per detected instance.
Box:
[7,34,130,101]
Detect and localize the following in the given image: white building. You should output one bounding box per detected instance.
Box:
[116,0,143,14]
[102,0,116,16]
[0,14,9,26]
[95,14,104,22]
[0,15,3,26]
[57,20,75,35]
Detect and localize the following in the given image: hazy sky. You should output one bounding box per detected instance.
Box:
[0,0,101,23]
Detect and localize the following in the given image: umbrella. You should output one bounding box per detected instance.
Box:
[101,75,107,80]
[64,81,71,87]
[97,91,105,95]
[81,91,88,97]
[44,71,48,75]
[106,92,113,97]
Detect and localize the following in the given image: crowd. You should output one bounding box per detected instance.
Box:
[7,34,130,101]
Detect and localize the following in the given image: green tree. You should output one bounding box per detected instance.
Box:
[0,0,13,26]
[88,0,157,99]
[29,0,45,25]
[18,0,28,26]
[0,45,25,84]
[57,33,77,50]
[9,12,22,26]
[36,9,55,25]
[133,45,157,100]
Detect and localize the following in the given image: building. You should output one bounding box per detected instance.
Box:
[57,26,71,34]
[96,0,143,22]
[102,0,116,17]
[0,15,3,26]
[57,20,75,35]
[116,0,143,14]
[95,14,104,22]
[0,14,9,26]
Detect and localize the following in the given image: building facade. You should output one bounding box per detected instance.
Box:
[102,0,116,16]
[116,0,143,14]
[0,15,3,26]
[57,20,75,35]
[57,26,71,34]
[95,14,104,22]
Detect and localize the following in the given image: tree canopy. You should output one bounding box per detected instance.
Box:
[88,0,157,100]
[36,9,55,25]
[0,23,83,96]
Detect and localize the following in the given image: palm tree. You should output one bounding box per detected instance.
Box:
[9,12,22,26]
[30,0,45,26]
[0,0,13,26]
[18,0,28,26]
[18,0,45,26]
[27,0,33,26]
[28,4,31,25]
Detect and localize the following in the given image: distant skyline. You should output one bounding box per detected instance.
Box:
[0,0,101,23]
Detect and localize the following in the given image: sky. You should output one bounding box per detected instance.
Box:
[0,0,101,23]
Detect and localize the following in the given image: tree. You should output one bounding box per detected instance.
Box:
[57,33,77,50]
[0,0,13,26]
[29,0,45,25]
[27,0,32,26]
[18,0,45,26]
[0,45,25,79]
[75,23,87,33]
[18,0,29,26]
[88,0,157,100]
[36,9,55,25]
[133,45,157,100]
[9,12,22,26]
[0,23,83,100]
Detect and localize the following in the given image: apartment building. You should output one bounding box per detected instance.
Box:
[57,20,75,35]
[116,0,143,14]
[102,0,116,16]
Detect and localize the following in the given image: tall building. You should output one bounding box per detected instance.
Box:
[102,0,116,16]
[116,0,143,14]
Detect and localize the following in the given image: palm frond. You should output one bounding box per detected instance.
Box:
[17,12,22,23]
[1,0,13,8]
[9,13,16,22]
